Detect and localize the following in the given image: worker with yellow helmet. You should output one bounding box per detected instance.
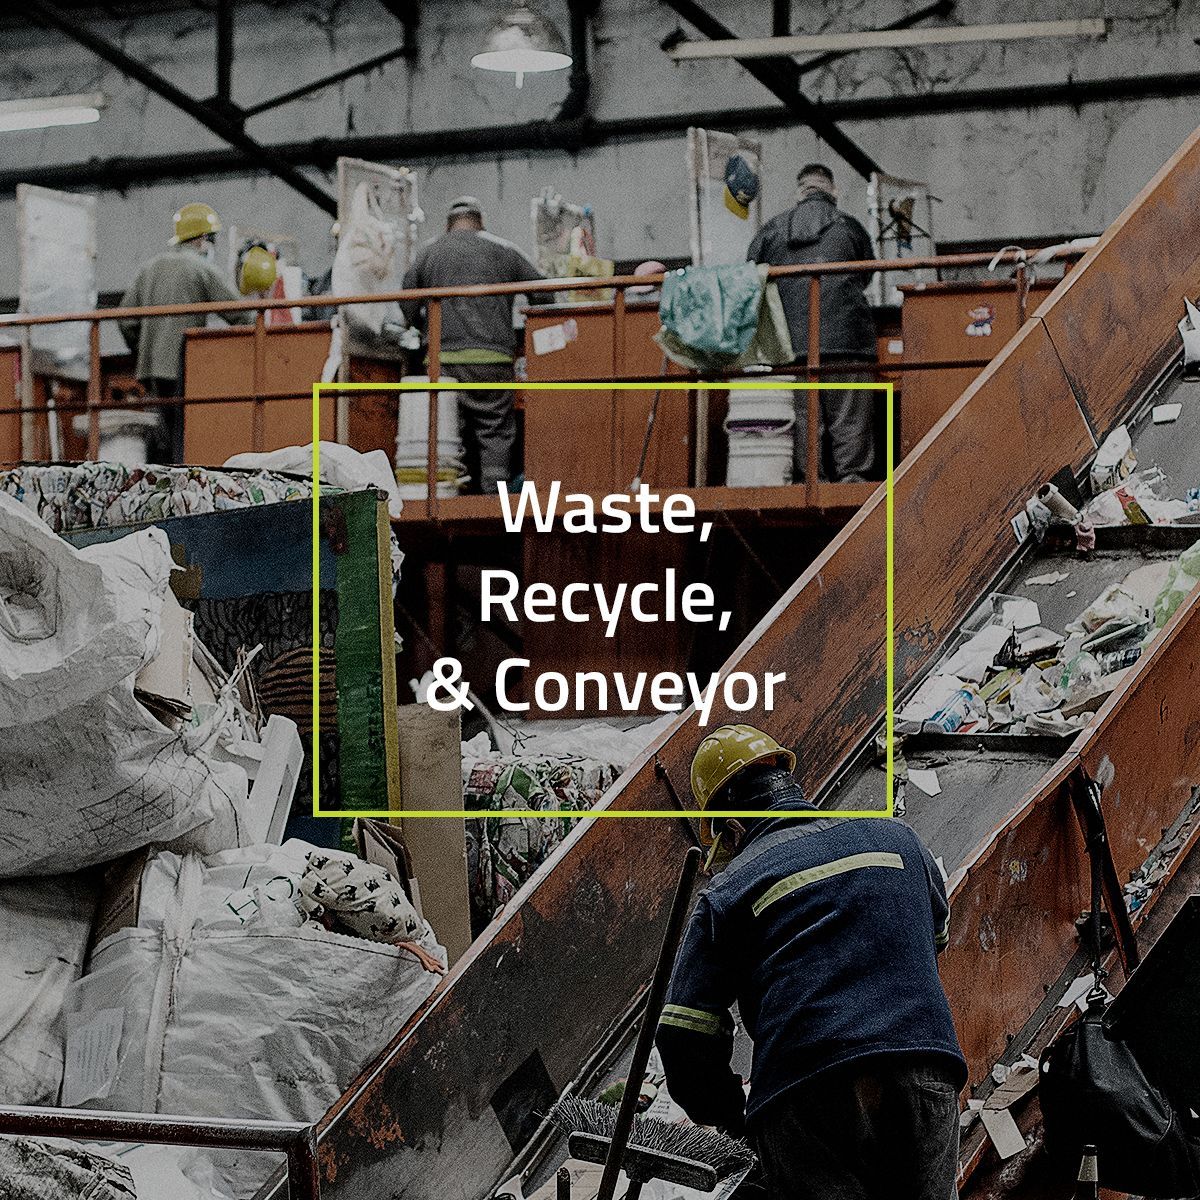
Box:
[117,202,253,462]
[656,723,966,1200]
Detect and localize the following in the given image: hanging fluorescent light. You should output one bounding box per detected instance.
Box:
[0,92,107,134]
[471,2,571,89]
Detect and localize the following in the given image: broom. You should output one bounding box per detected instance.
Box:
[548,1096,754,1195]
[548,846,756,1200]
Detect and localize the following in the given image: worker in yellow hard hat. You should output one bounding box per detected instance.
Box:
[656,723,966,1200]
[117,202,252,463]
[171,201,222,245]
[238,243,279,296]
[691,723,797,872]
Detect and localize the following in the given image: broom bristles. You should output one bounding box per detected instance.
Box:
[548,1095,754,1178]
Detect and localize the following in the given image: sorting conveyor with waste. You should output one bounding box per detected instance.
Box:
[257,128,1200,1200]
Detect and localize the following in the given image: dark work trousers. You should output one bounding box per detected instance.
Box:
[445,360,517,494]
[142,376,182,464]
[753,1057,962,1200]
[793,361,878,483]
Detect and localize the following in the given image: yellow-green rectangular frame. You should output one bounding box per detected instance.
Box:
[312,380,894,820]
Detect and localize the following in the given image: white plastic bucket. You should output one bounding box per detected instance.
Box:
[725,380,797,435]
[396,375,463,468]
[71,409,160,468]
[726,437,793,487]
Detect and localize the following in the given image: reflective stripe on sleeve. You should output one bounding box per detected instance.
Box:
[658,1004,723,1036]
[752,852,905,917]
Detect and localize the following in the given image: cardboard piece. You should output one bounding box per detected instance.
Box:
[134,588,194,725]
[395,704,473,965]
[354,818,421,913]
[90,850,151,950]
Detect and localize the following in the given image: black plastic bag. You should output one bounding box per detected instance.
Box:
[1040,995,1200,1195]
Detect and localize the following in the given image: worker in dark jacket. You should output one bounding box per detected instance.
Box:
[400,197,547,494]
[656,724,966,1200]
[747,164,878,483]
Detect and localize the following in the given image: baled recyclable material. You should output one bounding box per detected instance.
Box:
[0,1136,135,1200]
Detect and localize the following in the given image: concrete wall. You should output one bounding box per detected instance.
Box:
[0,0,1196,296]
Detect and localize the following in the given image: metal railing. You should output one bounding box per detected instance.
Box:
[0,246,1084,519]
[0,1106,320,1199]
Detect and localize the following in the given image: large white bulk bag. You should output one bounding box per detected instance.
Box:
[0,875,96,1105]
[0,492,247,876]
[67,841,445,1196]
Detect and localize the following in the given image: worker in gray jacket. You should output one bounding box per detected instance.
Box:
[118,202,251,463]
[748,165,879,483]
[401,197,548,494]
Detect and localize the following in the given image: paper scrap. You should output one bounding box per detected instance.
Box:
[1056,973,1110,1012]
[1011,511,1031,543]
[980,1106,1027,1160]
[1026,571,1068,587]
[1153,402,1183,424]
[532,323,568,355]
[908,768,942,797]
[1000,598,1040,630]
[62,1007,124,1107]
[1057,974,1095,1009]
[531,319,578,356]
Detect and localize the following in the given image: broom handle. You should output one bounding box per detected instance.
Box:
[596,846,703,1200]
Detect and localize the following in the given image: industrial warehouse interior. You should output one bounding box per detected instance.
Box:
[4,2,1200,1198]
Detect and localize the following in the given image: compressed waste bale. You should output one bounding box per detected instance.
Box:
[0,1136,135,1200]
[464,754,618,929]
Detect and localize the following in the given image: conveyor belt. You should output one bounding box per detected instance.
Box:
[258,128,1200,1200]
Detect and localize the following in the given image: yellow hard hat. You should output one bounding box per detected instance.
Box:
[692,724,796,847]
[239,244,278,295]
[172,202,221,245]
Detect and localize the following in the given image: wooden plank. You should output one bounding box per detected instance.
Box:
[182,324,334,465]
[0,347,23,464]
[395,704,472,966]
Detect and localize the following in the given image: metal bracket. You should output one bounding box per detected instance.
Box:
[1069,769,1141,974]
